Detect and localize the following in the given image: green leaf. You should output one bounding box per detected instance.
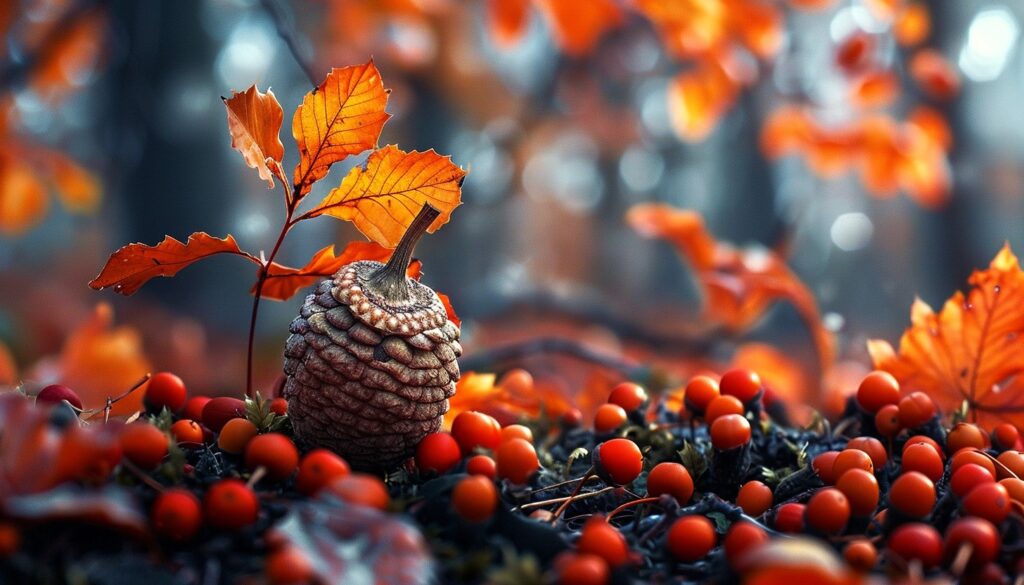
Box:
[678,441,708,480]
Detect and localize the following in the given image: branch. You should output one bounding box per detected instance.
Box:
[258,0,318,87]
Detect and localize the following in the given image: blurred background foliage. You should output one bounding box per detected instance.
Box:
[1,0,1023,417]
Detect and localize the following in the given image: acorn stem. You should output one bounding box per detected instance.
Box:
[368,204,440,301]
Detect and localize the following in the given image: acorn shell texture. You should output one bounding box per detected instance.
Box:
[283,260,461,471]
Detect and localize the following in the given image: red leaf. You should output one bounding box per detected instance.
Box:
[257,241,423,302]
[89,233,258,296]
[437,292,460,327]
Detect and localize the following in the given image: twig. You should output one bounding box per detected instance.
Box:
[258,0,318,87]
[516,486,614,512]
[459,337,645,379]
[80,373,152,422]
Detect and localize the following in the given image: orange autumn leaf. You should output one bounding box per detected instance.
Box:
[307,146,465,248]
[667,60,739,143]
[788,0,836,10]
[0,152,48,235]
[907,106,953,152]
[54,304,151,416]
[851,70,899,109]
[89,233,258,296]
[223,85,286,188]
[488,0,531,47]
[437,292,460,327]
[909,49,961,101]
[0,340,16,387]
[730,0,783,60]
[868,244,1024,431]
[760,107,814,158]
[634,0,727,59]
[46,151,101,213]
[29,10,105,100]
[627,203,834,368]
[258,241,423,301]
[894,2,931,47]
[533,0,622,56]
[292,61,390,198]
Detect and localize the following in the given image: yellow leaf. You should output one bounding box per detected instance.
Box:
[308,146,465,248]
[224,85,287,188]
[292,61,390,198]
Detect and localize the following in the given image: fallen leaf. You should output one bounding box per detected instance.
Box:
[667,58,739,143]
[869,244,1024,430]
[634,0,727,58]
[223,85,286,188]
[50,304,152,415]
[29,10,106,100]
[307,146,465,248]
[89,233,258,296]
[627,203,834,369]
[47,153,101,213]
[292,61,390,198]
[488,0,531,47]
[0,152,49,235]
[258,241,423,301]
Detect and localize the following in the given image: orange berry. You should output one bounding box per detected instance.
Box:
[296,449,350,496]
[805,488,850,534]
[836,468,879,517]
[774,503,806,533]
[832,449,873,478]
[999,478,1024,504]
[889,471,935,519]
[874,404,901,437]
[684,375,719,415]
[245,433,299,481]
[452,475,498,523]
[265,546,314,585]
[170,419,204,447]
[498,369,534,395]
[593,404,627,433]
[736,480,773,517]
[217,418,258,454]
[705,395,744,423]
[943,517,1000,569]
[451,411,501,453]
[889,523,943,568]
[466,454,497,479]
[710,414,751,451]
[646,462,694,504]
[962,482,1011,524]
[812,451,840,484]
[144,372,188,413]
[904,435,945,460]
[844,539,877,572]
[998,451,1024,479]
[151,488,202,542]
[607,382,648,412]
[855,371,900,413]
[594,439,643,486]
[667,516,716,562]
[951,448,996,477]
[950,463,994,498]
[719,369,762,405]
[496,438,539,484]
[326,473,390,510]
[204,479,258,531]
[897,391,936,429]
[415,432,462,475]
[500,424,534,444]
[723,521,768,570]
[120,423,169,470]
[578,517,630,567]
[556,552,609,585]
[846,436,887,469]
[901,443,944,481]
[947,423,988,453]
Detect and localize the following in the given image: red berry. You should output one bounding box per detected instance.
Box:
[202,397,246,432]
[500,424,534,444]
[898,391,936,429]
[667,516,716,562]
[719,369,762,405]
[183,396,211,422]
[962,482,1011,524]
[269,398,288,416]
[843,540,877,572]
[705,395,744,423]
[593,404,628,433]
[888,523,943,568]
[151,488,202,542]
[170,419,204,447]
[466,454,497,479]
[295,449,350,496]
[950,463,995,498]
[496,438,539,485]
[120,423,169,470]
[0,522,20,558]
[415,432,462,475]
[901,443,944,481]
[684,375,720,415]
[556,552,609,585]
[561,408,583,428]
[452,475,498,523]
[326,473,390,510]
[451,411,501,453]
[144,372,187,413]
[710,414,751,451]
[244,433,299,481]
[832,449,873,478]
[203,479,259,531]
[812,451,840,484]
[36,384,83,410]
[578,517,630,567]
[774,503,806,533]
[835,468,879,517]
[889,471,935,519]
[265,546,314,585]
[999,478,1024,504]
[805,488,850,534]
[992,424,1020,451]
[998,451,1024,479]
[904,435,945,460]
[951,448,996,476]
[218,418,258,454]
[944,517,1000,569]
[855,371,900,413]
[874,404,901,437]
[723,521,768,570]
[736,481,773,517]
[607,382,648,412]
[646,462,694,504]
[594,438,643,485]
[846,436,887,469]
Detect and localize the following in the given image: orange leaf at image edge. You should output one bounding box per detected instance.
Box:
[869,244,1024,430]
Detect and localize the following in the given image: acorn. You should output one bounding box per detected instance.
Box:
[282,205,461,471]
